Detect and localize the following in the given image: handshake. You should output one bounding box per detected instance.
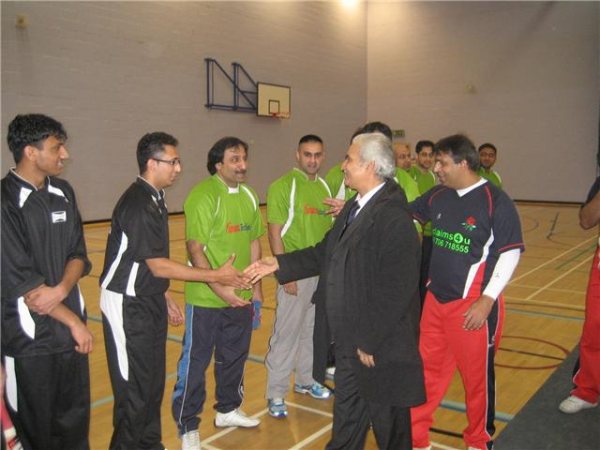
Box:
[211,255,279,309]
[215,255,279,287]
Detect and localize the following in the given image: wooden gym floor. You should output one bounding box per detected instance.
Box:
[80,201,595,450]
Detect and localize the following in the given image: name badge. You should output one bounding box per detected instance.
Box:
[52,211,67,223]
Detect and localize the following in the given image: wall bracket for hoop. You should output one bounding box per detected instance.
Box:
[205,58,291,118]
[205,58,257,113]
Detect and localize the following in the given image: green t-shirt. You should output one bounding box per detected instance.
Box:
[407,166,437,236]
[325,163,355,201]
[267,168,333,252]
[393,168,420,202]
[478,168,503,189]
[184,175,265,308]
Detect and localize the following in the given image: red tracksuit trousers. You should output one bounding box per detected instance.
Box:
[411,291,504,450]
[571,245,600,404]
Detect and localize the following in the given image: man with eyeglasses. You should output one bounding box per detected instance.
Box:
[100,132,249,450]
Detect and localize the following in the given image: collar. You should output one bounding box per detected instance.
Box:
[9,168,48,191]
[456,177,487,197]
[355,182,386,212]
[215,174,240,194]
[292,167,320,182]
[137,176,165,200]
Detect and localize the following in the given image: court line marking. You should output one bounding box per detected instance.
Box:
[524,256,592,301]
[511,235,596,283]
[505,307,583,322]
[508,284,586,295]
[288,423,332,450]
[286,401,333,418]
[505,298,585,311]
[431,442,462,450]
[201,408,269,447]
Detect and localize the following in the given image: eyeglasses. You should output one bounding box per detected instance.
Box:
[152,157,181,166]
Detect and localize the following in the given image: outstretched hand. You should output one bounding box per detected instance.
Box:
[323,197,346,218]
[216,254,252,289]
[244,257,279,284]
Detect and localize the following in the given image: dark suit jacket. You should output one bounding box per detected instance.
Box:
[276,180,425,407]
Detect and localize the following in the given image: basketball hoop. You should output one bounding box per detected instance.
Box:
[270,111,290,119]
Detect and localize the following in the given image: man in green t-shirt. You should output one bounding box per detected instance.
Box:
[394,142,412,171]
[325,161,354,201]
[478,142,503,189]
[265,135,334,418]
[171,137,265,450]
[408,140,437,303]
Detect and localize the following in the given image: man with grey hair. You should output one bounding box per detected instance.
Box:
[245,132,425,449]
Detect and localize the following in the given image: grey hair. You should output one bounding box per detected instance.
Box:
[352,132,396,180]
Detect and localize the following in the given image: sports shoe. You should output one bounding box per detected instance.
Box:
[215,408,260,428]
[268,398,288,418]
[294,382,332,399]
[181,429,200,450]
[558,395,598,414]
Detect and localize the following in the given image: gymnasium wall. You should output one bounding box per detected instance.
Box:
[2,2,598,218]
[367,1,599,202]
[1,1,367,220]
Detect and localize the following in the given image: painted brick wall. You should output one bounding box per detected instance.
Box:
[368,1,599,202]
[2,1,367,220]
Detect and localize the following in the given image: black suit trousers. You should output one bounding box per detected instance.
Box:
[325,346,412,450]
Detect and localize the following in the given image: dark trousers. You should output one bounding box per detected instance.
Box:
[172,304,252,434]
[326,349,412,450]
[3,351,90,450]
[102,292,167,450]
[419,236,433,307]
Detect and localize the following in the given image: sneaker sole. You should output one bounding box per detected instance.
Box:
[268,411,288,418]
[294,387,332,399]
[214,420,260,428]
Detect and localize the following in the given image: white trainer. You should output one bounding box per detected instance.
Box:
[215,408,260,428]
[181,429,200,450]
[559,395,598,414]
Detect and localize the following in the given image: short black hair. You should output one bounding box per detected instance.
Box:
[137,132,178,174]
[415,140,435,154]
[7,114,67,164]
[298,134,323,146]
[207,137,249,175]
[351,121,393,142]
[478,143,497,154]
[435,134,480,172]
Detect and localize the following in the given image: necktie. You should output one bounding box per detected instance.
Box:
[345,200,360,226]
[340,201,360,239]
